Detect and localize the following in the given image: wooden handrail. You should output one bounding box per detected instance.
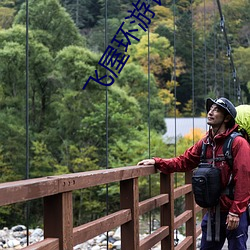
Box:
[0,165,203,250]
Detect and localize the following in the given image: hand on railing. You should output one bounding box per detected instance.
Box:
[137,159,155,166]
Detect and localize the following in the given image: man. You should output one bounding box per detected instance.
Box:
[138,97,250,250]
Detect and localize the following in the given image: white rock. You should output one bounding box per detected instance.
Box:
[7,239,20,247]
[95,234,106,243]
[14,245,23,249]
[176,231,185,242]
[0,230,7,238]
[100,240,108,246]
[113,240,121,249]
[13,231,25,238]
[73,243,86,249]
[107,231,114,237]
[92,245,101,250]
[31,228,43,237]
[87,238,95,245]
[11,225,26,232]
[113,227,120,240]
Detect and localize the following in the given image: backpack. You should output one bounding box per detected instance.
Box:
[192,162,221,208]
[235,105,250,142]
[192,131,241,208]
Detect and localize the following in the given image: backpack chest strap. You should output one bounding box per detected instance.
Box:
[202,157,226,163]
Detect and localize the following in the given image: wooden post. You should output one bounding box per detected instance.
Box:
[44,192,73,250]
[185,171,196,250]
[161,173,174,250]
[120,178,139,250]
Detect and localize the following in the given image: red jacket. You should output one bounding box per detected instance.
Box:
[154,124,250,216]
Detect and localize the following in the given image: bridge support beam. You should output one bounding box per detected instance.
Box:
[120,178,139,250]
[185,171,197,250]
[161,173,174,250]
[44,192,73,250]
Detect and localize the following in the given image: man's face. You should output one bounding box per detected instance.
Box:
[207,104,226,127]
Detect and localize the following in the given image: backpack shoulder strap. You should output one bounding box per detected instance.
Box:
[200,141,208,163]
[223,132,242,169]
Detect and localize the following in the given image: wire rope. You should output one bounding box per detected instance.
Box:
[215,0,242,104]
[25,0,30,245]
[104,0,109,248]
[173,1,177,158]
[228,64,231,100]
[203,0,207,98]
[191,0,195,145]
[147,0,152,234]
[172,0,179,245]
[213,0,217,94]
[218,34,225,96]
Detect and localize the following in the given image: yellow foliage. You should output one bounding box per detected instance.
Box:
[166,80,180,91]
[150,5,174,31]
[128,33,172,74]
[184,128,205,142]
[0,7,14,29]
[174,57,186,77]
[166,107,181,117]
[183,99,193,114]
[128,32,185,81]
[200,112,207,118]
[158,88,174,105]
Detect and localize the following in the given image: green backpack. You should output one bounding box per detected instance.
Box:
[235,105,250,142]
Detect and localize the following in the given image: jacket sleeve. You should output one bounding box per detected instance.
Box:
[153,140,203,174]
[229,136,250,215]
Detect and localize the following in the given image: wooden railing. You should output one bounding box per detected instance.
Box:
[0,165,203,250]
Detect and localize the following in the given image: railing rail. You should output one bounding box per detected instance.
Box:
[0,165,203,250]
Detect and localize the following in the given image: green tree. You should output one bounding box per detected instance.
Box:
[0,6,15,29]
[234,46,250,102]
[14,0,84,52]
[61,0,102,29]
[30,141,57,177]
[118,62,167,132]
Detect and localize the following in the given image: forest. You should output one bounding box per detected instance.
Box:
[0,0,249,228]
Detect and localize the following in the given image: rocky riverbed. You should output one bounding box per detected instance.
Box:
[0,225,187,249]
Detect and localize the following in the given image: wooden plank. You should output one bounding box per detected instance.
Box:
[120,178,140,250]
[195,204,203,213]
[73,209,131,245]
[44,192,73,250]
[139,194,169,215]
[175,236,193,250]
[57,165,156,192]
[196,226,202,237]
[174,210,192,229]
[139,226,169,250]
[0,165,156,206]
[174,184,192,199]
[0,165,204,250]
[185,171,197,250]
[22,238,59,250]
[0,177,59,206]
[161,173,174,250]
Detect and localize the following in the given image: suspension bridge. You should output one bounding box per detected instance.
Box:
[0,165,204,249]
[1,164,250,249]
[0,0,249,249]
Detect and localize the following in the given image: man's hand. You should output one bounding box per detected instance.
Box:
[137,159,155,166]
[226,213,240,230]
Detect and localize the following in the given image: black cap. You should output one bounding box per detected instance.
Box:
[206,97,237,119]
